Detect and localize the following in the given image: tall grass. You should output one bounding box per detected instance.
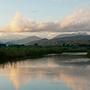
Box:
[0,45,89,64]
[0,46,63,62]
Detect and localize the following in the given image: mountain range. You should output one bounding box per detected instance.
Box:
[5,33,90,46]
[6,36,41,45]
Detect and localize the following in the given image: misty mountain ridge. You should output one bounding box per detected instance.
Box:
[7,36,42,45]
[54,32,88,39]
[26,38,49,46]
[1,33,90,46]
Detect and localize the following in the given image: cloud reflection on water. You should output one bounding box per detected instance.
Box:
[0,55,90,90]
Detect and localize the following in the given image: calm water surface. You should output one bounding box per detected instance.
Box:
[0,53,90,90]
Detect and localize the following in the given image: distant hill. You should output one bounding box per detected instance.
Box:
[6,33,90,46]
[26,38,49,46]
[54,34,76,39]
[7,36,42,45]
[50,34,90,45]
[25,34,90,46]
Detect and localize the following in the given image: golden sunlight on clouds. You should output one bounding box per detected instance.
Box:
[0,9,90,33]
[61,9,90,28]
[9,12,26,32]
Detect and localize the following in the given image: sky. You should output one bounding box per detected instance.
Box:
[0,0,90,39]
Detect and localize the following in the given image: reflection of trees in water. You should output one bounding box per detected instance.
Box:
[51,54,90,66]
[0,56,90,90]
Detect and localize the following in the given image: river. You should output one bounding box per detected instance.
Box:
[0,53,90,90]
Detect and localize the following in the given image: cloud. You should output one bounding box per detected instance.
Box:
[60,9,90,32]
[0,12,61,32]
[0,9,90,33]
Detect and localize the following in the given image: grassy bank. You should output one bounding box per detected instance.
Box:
[87,51,90,58]
[0,46,63,63]
[0,45,89,64]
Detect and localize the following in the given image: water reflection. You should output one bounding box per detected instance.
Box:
[0,54,90,90]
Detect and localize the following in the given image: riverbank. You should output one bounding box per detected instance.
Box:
[0,46,63,63]
[87,51,90,58]
[0,46,89,64]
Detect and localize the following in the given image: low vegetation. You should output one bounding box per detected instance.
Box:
[87,51,90,58]
[0,46,63,63]
[0,45,89,64]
